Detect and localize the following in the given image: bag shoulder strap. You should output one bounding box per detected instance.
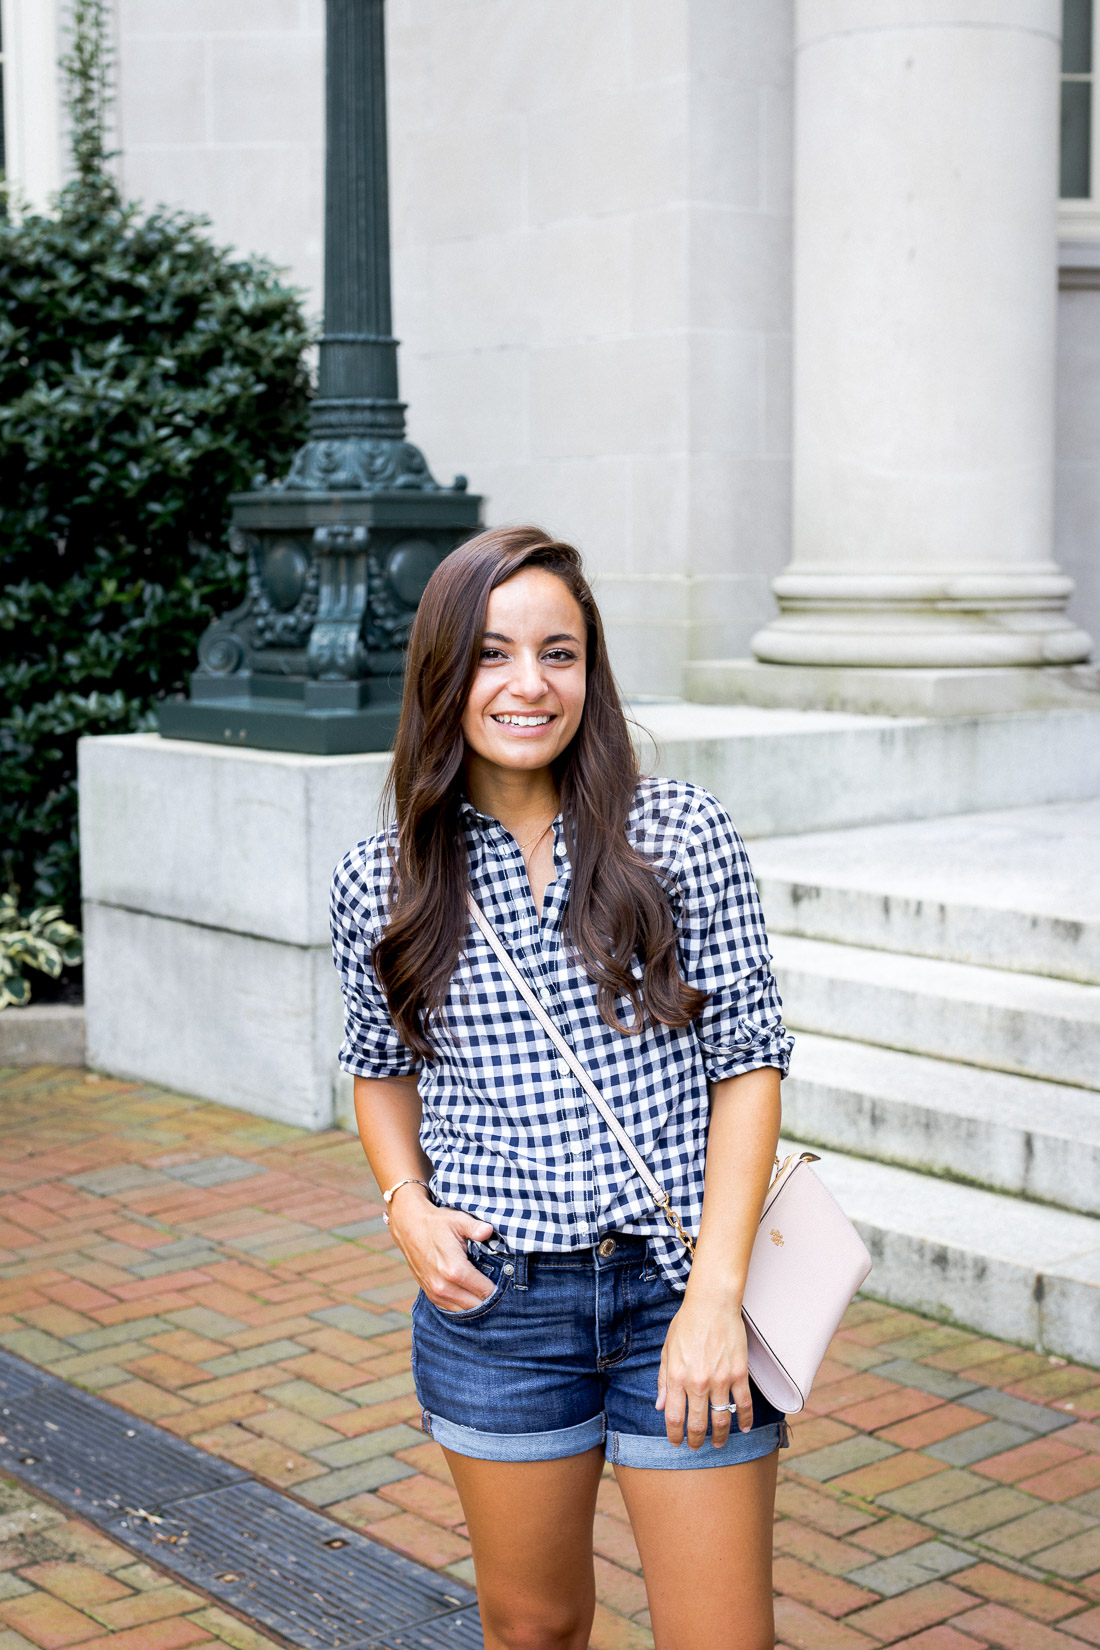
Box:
[466,892,674,1215]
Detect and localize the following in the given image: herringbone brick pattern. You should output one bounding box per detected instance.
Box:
[1,1065,1098,1649]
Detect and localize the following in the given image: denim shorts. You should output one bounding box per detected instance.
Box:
[411,1232,788,1469]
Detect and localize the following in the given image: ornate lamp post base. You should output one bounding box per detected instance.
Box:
[158,471,480,756]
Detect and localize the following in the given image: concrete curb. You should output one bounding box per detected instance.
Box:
[0,1004,86,1068]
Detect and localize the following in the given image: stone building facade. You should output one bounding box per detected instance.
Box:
[4,0,1098,700]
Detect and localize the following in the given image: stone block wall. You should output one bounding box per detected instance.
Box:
[113,0,326,323]
[107,0,795,697]
[37,3,1095,682]
[388,0,795,693]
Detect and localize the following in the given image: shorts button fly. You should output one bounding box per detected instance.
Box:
[597,1237,617,1257]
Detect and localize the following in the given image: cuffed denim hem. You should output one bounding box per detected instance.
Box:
[607,1419,788,1470]
[422,1408,606,1462]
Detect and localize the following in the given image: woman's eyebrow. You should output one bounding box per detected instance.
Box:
[481,631,581,645]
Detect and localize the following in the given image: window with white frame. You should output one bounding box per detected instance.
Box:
[1062,0,1092,198]
[1060,0,1100,235]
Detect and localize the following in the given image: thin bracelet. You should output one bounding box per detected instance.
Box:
[381,1177,430,1225]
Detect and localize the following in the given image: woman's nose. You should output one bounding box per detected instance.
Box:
[509,652,547,699]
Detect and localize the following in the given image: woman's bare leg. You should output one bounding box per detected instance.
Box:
[615,1451,778,1650]
[443,1445,606,1650]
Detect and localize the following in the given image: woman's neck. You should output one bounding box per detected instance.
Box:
[464,755,559,839]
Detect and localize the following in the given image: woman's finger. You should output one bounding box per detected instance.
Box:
[452,1212,495,1243]
[709,1390,733,1449]
[432,1241,498,1309]
[663,1375,687,1445]
[733,1371,754,1434]
[685,1386,710,1450]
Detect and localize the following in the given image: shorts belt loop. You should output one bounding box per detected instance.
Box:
[513,1252,529,1291]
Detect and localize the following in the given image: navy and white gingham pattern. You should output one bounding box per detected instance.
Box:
[330,777,793,1292]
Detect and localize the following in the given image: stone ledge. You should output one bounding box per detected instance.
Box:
[0,1004,86,1068]
[685,659,1100,718]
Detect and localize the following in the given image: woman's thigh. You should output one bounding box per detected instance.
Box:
[443,1445,606,1650]
[615,1451,778,1650]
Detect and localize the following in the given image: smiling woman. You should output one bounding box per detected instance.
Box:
[370,530,707,1062]
[459,569,588,910]
[328,525,792,1650]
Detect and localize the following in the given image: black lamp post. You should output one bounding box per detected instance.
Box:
[159,0,481,755]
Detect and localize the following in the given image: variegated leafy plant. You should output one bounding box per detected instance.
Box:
[0,893,83,1010]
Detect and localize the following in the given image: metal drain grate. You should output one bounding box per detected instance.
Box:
[114,1481,474,1648]
[0,1357,52,1403]
[371,1608,487,1649]
[0,1349,480,1650]
[0,1382,244,1521]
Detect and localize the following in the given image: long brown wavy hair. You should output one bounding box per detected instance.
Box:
[373,525,706,1058]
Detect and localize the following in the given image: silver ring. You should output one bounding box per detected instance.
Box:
[710,1402,735,1413]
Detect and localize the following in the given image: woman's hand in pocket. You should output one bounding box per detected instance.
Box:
[387,1187,497,1311]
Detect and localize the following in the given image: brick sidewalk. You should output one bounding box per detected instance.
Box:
[0,1065,1098,1650]
[0,1473,279,1649]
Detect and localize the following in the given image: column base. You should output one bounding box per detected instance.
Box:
[751,581,1093,670]
[684,660,1100,718]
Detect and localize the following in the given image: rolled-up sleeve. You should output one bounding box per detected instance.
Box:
[675,790,793,1082]
[330,841,423,1080]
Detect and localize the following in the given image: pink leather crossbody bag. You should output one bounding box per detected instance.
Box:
[468,894,873,1413]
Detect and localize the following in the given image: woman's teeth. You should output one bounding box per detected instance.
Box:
[492,714,552,726]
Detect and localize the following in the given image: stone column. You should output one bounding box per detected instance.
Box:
[749,0,1093,700]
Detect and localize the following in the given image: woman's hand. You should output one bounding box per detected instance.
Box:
[654,1066,781,1449]
[387,1185,497,1311]
[656,1290,752,1449]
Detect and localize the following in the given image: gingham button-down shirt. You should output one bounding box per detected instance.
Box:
[330,777,793,1291]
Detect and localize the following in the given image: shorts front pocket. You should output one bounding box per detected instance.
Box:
[423,1265,510,1322]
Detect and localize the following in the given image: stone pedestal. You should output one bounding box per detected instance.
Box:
[80,713,1100,1129]
[78,734,389,1130]
[750,0,1092,673]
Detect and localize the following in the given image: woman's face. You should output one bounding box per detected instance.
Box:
[461,567,588,777]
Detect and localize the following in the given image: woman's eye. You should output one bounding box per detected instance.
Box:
[543,649,577,663]
[480,648,507,662]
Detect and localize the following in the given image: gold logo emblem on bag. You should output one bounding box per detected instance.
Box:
[770,1228,784,1247]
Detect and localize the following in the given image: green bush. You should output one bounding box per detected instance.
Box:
[0,894,82,1009]
[0,0,313,927]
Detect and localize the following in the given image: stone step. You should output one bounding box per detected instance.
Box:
[752,799,1100,984]
[629,702,1100,838]
[772,934,1100,1090]
[783,1033,1100,1217]
[789,1140,1100,1365]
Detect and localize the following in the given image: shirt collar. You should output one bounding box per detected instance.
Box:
[458,799,568,865]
